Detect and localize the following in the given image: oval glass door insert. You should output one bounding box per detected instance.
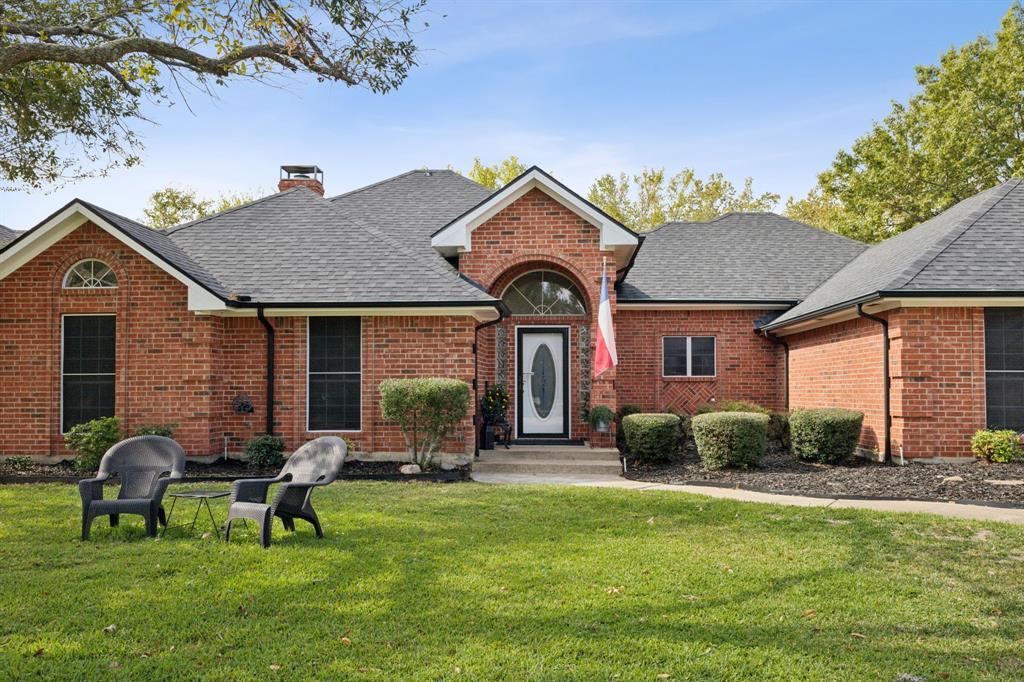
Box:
[531,343,556,418]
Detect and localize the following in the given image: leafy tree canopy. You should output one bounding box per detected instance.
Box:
[142,186,258,228]
[464,155,527,189]
[1,0,428,190]
[587,168,780,231]
[792,2,1024,242]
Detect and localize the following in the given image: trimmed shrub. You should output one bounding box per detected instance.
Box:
[691,412,768,470]
[789,409,864,464]
[65,416,122,473]
[695,399,769,415]
[380,378,471,469]
[622,413,681,462]
[135,423,176,438]
[615,405,644,451]
[246,434,285,469]
[971,429,1024,463]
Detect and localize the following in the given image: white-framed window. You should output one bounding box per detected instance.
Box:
[502,270,586,316]
[63,259,118,289]
[663,336,716,377]
[307,317,361,431]
[62,314,116,433]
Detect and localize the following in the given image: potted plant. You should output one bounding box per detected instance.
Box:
[587,405,615,433]
[480,383,510,450]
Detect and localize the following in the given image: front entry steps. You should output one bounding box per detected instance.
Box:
[473,445,622,476]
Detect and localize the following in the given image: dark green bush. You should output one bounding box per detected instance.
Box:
[134,423,176,438]
[767,412,789,447]
[622,413,681,462]
[615,405,644,450]
[789,409,864,463]
[971,429,1023,463]
[695,399,769,415]
[380,378,471,468]
[64,416,122,472]
[691,412,768,470]
[246,434,285,469]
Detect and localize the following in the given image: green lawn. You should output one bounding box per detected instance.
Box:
[1,482,1022,680]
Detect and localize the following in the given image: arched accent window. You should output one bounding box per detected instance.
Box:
[502,270,586,316]
[63,260,118,289]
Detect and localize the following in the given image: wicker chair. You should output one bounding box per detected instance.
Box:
[225,436,347,548]
[78,435,186,540]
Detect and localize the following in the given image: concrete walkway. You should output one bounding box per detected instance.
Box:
[470,472,1024,524]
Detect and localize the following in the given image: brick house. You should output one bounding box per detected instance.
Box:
[1,166,1021,463]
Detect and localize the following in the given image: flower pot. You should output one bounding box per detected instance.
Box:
[595,420,610,434]
[481,425,496,450]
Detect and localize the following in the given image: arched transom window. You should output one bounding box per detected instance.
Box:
[502,271,586,316]
[63,259,118,289]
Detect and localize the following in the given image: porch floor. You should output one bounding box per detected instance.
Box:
[473,445,622,476]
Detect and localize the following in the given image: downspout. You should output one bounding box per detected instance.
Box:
[256,306,275,436]
[761,330,790,411]
[856,303,891,463]
[473,306,508,458]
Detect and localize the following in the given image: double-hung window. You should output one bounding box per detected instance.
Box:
[62,315,116,432]
[308,317,361,431]
[985,308,1024,430]
[663,336,716,377]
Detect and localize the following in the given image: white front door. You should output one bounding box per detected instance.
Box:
[518,329,568,437]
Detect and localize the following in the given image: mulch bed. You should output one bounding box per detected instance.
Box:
[0,459,469,484]
[625,450,1024,506]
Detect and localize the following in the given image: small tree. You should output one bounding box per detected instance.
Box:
[64,416,122,472]
[379,378,470,468]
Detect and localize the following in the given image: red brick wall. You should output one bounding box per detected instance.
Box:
[0,223,476,459]
[458,188,617,444]
[615,308,786,414]
[888,307,986,460]
[787,316,886,454]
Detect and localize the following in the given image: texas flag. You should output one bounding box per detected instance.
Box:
[593,271,618,378]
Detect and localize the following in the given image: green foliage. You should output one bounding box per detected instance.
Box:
[3,455,34,472]
[587,167,780,231]
[615,404,644,450]
[691,412,768,470]
[789,409,864,464]
[586,406,616,429]
[767,412,790,448]
[379,378,471,468]
[971,429,1024,463]
[622,413,682,462]
[695,399,770,415]
[783,188,854,237]
[134,423,176,438]
[245,434,285,469]
[64,416,122,473]
[465,155,527,189]
[0,0,427,189]
[804,3,1024,242]
[142,187,259,228]
[481,383,510,424]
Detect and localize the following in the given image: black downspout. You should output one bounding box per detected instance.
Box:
[857,303,891,463]
[256,306,275,436]
[473,309,506,458]
[762,330,790,411]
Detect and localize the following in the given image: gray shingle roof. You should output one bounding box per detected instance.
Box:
[329,169,492,260]
[618,213,867,303]
[766,179,1024,329]
[166,186,496,305]
[0,224,18,244]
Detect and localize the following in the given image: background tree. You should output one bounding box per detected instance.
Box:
[143,187,258,228]
[464,155,527,189]
[0,0,428,190]
[587,168,779,231]
[794,2,1024,242]
[783,189,858,237]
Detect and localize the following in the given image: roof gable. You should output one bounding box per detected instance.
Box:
[431,166,639,267]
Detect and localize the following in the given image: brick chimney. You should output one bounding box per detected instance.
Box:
[278,165,324,195]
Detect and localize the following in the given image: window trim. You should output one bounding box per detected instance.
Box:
[499,269,588,317]
[62,258,118,289]
[305,316,363,433]
[662,335,717,378]
[61,313,117,435]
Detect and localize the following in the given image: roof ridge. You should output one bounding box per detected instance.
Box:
[78,199,150,229]
[650,213,866,246]
[165,187,306,234]
[327,168,486,203]
[893,179,1021,290]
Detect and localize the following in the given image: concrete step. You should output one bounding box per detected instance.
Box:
[473,456,623,476]
[493,447,621,462]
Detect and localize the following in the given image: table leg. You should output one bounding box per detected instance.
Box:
[204,498,222,538]
[189,498,203,532]
[160,496,179,537]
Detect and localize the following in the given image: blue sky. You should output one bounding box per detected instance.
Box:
[0,0,1014,228]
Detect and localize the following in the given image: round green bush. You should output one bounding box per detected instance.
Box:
[971,429,1023,463]
[789,409,864,464]
[695,399,769,415]
[246,434,285,469]
[64,416,123,473]
[622,413,682,462]
[691,412,768,470]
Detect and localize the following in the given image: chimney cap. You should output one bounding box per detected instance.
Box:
[280,164,323,180]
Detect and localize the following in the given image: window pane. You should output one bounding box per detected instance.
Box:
[501,271,585,315]
[308,375,360,431]
[62,376,115,432]
[309,317,360,373]
[691,337,716,376]
[663,337,688,376]
[987,372,1024,430]
[64,316,116,374]
[986,308,1024,371]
